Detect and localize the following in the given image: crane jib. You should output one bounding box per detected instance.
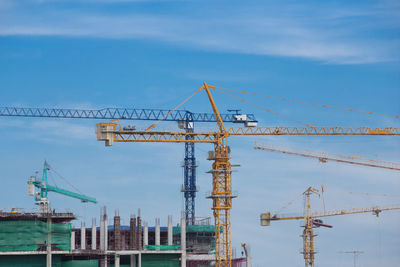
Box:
[0,107,257,123]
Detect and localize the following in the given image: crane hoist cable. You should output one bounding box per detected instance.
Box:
[347,192,400,198]
[213,87,315,128]
[273,191,305,216]
[145,87,203,131]
[52,167,84,195]
[215,86,400,119]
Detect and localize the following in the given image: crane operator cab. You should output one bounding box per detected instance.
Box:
[228,109,258,127]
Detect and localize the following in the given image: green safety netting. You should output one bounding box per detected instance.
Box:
[173,225,216,235]
[0,220,71,251]
[0,255,62,267]
[142,254,180,267]
[145,245,180,250]
[61,260,99,267]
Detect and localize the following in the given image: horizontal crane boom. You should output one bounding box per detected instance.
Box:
[0,107,257,122]
[29,179,97,203]
[96,125,400,146]
[261,204,400,224]
[46,184,98,203]
[229,127,400,135]
[254,143,400,171]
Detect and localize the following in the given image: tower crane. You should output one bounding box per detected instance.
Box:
[0,106,256,225]
[96,82,400,267]
[260,186,400,267]
[254,142,400,171]
[28,161,97,213]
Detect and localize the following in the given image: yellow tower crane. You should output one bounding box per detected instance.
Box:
[254,142,400,171]
[96,82,400,267]
[260,186,400,267]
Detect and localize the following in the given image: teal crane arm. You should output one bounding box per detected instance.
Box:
[46,184,97,203]
[28,179,97,204]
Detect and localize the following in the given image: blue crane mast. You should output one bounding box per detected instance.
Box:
[1,107,257,224]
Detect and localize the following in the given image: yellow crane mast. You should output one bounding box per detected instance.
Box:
[254,142,400,171]
[260,186,400,267]
[96,82,400,267]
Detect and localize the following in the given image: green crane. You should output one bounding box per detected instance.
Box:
[28,161,97,213]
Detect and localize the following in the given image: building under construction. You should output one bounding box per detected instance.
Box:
[0,207,249,267]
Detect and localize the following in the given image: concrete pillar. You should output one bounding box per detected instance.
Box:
[130,255,137,267]
[246,244,252,267]
[115,254,120,267]
[104,217,108,267]
[100,219,104,251]
[71,231,75,250]
[180,217,186,251]
[104,214,108,251]
[167,215,173,246]
[138,253,142,267]
[81,222,86,250]
[180,217,186,267]
[92,218,97,250]
[155,218,160,247]
[143,222,148,249]
[46,217,52,267]
[92,218,96,250]
[100,206,108,267]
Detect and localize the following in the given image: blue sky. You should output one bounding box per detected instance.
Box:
[0,0,400,266]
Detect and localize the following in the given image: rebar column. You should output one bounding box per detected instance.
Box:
[100,206,108,267]
[114,210,121,251]
[137,209,142,250]
[130,214,137,250]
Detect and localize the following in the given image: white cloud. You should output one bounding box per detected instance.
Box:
[1,2,399,64]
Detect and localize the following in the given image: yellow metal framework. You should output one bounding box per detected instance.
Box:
[97,127,400,145]
[302,187,320,267]
[96,83,400,267]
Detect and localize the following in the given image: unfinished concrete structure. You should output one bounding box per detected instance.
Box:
[0,208,249,267]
